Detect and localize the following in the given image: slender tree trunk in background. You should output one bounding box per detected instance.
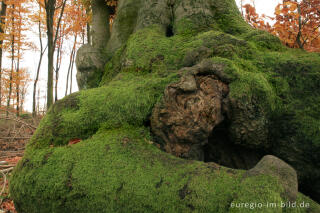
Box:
[70,36,78,94]
[45,0,55,110]
[87,23,91,45]
[16,44,20,116]
[16,9,22,116]
[69,53,75,94]
[7,4,14,116]
[45,0,66,110]
[86,8,91,45]
[295,0,304,49]
[19,85,25,113]
[44,91,47,112]
[55,24,65,102]
[37,87,40,115]
[0,1,7,105]
[7,46,13,116]
[33,7,46,117]
[54,40,62,102]
[65,34,77,96]
[65,50,72,96]
[54,52,59,102]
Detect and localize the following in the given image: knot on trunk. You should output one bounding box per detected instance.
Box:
[151,64,230,160]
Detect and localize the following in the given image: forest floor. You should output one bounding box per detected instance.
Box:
[0,109,40,213]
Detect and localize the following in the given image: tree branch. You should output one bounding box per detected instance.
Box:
[0,109,37,130]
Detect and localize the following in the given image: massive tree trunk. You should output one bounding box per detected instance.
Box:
[10,0,320,212]
[75,0,111,90]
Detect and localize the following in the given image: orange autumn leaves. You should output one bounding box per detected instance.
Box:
[105,0,117,7]
[243,0,320,52]
[0,0,32,109]
[0,156,21,213]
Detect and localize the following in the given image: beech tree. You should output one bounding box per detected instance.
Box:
[0,0,7,105]
[60,0,88,96]
[9,0,320,211]
[30,0,47,116]
[274,0,320,51]
[2,0,30,115]
[44,0,67,109]
[242,0,320,52]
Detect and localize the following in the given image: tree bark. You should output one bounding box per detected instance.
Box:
[86,7,91,45]
[65,35,77,96]
[75,0,112,90]
[54,34,63,102]
[0,1,7,106]
[33,5,46,117]
[45,0,55,110]
[45,0,66,110]
[16,40,20,116]
[6,3,14,116]
[69,47,75,94]
[16,8,22,116]
[91,0,110,51]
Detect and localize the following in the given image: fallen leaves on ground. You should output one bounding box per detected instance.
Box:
[0,156,21,213]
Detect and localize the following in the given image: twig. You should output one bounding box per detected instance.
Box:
[0,116,36,131]
[0,167,13,174]
[0,165,15,169]
[0,136,31,140]
[10,124,24,143]
[0,108,37,130]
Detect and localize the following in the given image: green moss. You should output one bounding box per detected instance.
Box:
[174,16,215,36]
[209,57,240,81]
[10,1,320,210]
[211,0,252,35]
[198,31,257,60]
[11,126,319,213]
[105,0,142,55]
[29,72,178,149]
[174,18,202,36]
[115,0,140,44]
[102,26,258,85]
[86,67,104,89]
[257,50,320,148]
[229,71,277,112]
[100,45,126,85]
[120,25,203,72]
[243,30,285,51]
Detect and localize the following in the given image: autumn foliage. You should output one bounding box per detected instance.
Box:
[243,0,320,52]
[0,0,31,114]
[1,157,21,213]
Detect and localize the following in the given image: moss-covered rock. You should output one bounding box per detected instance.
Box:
[245,155,298,202]
[10,0,320,211]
